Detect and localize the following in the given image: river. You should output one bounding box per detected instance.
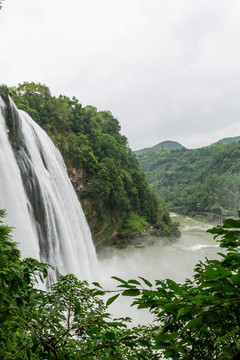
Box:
[98,214,222,325]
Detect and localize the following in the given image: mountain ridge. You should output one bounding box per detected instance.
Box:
[135,136,240,154]
[136,139,240,217]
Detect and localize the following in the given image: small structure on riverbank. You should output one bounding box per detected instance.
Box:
[144,226,162,233]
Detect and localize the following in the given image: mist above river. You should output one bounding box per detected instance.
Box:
[98,215,222,325]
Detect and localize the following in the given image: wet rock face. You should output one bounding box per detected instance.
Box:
[68,169,117,247]
[70,167,89,192]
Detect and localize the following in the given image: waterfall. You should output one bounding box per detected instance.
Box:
[0,96,98,282]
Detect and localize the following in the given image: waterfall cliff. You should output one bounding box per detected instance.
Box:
[0,96,97,282]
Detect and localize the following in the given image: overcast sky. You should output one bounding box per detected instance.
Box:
[1,0,240,150]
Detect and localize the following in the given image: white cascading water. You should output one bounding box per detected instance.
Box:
[0,96,98,283]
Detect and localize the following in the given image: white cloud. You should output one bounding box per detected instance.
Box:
[1,0,240,149]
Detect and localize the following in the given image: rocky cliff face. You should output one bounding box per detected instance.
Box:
[69,167,120,249]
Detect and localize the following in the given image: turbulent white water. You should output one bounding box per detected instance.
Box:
[0,96,97,282]
[98,214,222,325]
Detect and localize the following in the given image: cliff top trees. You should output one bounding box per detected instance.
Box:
[9,82,178,244]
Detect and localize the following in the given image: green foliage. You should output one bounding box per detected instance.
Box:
[213,136,240,146]
[0,84,9,101]
[119,212,148,238]
[110,215,240,359]
[0,209,20,270]
[0,213,156,359]
[8,82,178,243]
[137,142,240,217]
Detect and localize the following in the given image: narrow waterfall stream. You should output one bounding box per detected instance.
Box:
[0,96,98,282]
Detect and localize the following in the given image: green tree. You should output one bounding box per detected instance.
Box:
[0,209,20,269]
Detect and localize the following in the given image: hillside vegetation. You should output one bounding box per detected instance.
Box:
[136,141,240,217]
[211,136,240,146]
[1,83,179,246]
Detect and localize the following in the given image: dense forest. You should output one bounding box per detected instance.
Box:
[136,142,240,217]
[0,83,179,246]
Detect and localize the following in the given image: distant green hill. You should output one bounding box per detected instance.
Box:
[136,137,240,156]
[136,141,240,217]
[135,140,184,155]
